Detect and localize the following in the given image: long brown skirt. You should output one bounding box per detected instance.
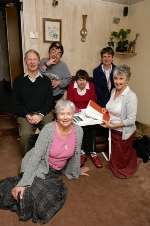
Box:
[108,130,138,178]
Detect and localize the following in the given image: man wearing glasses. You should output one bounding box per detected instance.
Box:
[40,42,71,106]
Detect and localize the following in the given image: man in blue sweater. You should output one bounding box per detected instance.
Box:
[13,49,53,154]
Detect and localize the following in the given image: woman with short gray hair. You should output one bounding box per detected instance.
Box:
[55,99,76,115]
[0,99,89,223]
[102,64,138,178]
[113,64,131,81]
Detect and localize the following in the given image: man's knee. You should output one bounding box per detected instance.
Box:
[42,111,54,125]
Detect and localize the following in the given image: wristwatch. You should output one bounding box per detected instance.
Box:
[38,112,44,117]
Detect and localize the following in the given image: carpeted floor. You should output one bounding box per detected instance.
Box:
[0,115,150,226]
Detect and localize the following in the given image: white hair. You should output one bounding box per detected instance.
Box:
[55,99,75,115]
[113,64,131,80]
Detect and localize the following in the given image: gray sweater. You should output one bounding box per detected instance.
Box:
[17,122,83,187]
[121,87,137,140]
[107,87,137,140]
[40,58,71,96]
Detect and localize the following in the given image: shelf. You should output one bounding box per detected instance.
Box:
[115,52,137,57]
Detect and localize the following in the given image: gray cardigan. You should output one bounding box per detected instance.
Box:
[109,87,137,140]
[40,58,71,96]
[17,122,83,187]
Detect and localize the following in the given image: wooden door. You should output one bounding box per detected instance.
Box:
[0,6,10,82]
[5,3,23,85]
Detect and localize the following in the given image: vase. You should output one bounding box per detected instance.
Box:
[80,15,88,42]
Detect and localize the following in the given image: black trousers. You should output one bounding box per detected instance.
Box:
[81,125,96,155]
[81,125,109,155]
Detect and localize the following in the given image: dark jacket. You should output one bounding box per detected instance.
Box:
[93,63,116,107]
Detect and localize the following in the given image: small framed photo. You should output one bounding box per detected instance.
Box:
[43,18,62,43]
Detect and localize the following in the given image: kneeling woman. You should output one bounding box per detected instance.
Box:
[0,100,87,224]
[102,65,138,178]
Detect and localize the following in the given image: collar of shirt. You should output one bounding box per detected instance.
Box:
[24,71,43,82]
[102,64,112,91]
[74,81,89,89]
[102,64,112,75]
[120,86,129,96]
[74,81,89,96]
[113,86,129,97]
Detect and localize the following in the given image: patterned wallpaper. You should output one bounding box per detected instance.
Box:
[101,0,144,5]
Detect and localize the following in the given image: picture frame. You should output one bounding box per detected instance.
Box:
[43,18,62,43]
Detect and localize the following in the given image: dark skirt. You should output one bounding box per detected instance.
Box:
[0,167,67,224]
[108,130,138,178]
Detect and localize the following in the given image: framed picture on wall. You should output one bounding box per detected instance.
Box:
[43,18,62,43]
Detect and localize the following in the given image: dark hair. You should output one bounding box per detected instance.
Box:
[75,69,90,81]
[48,42,64,55]
[100,46,114,57]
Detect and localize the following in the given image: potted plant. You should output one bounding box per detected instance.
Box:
[108,28,131,52]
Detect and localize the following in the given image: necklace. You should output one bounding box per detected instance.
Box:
[56,122,74,151]
[56,123,73,136]
[60,134,71,151]
[64,144,68,150]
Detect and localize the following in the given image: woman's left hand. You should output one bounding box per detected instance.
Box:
[102,120,124,129]
[80,166,90,176]
[101,120,111,128]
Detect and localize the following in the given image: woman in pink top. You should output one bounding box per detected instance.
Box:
[67,69,103,168]
[0,100,89,224]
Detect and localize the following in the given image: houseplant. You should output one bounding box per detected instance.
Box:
[108,28,131,52]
